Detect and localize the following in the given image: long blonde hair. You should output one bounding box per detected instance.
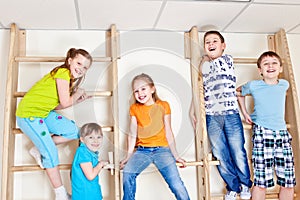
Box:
[131,73,160,104]
[50,48,92,96]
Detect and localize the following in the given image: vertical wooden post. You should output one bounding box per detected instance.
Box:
[269,29,300,198]
[1,23,26,200]
[106,24,121,200]
[185,26,210,200]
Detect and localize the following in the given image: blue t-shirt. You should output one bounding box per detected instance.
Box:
[71,143,103,200]
[202,54,239,115]
[241,79,289,131]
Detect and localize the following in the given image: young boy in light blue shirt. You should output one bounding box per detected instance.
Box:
[237,51,296,200]
[71,123,108,200]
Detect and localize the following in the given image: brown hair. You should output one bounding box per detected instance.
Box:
[204,30,225,43]
[50,48,92,95]
[131,73,160,104]
[257,51,282,68]
[80,123,103,138]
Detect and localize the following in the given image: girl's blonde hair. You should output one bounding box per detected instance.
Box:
[80,123,103,138]
[131,73,160,104]
[50,48,93,96]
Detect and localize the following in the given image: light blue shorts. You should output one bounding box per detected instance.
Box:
[17,111,79,168]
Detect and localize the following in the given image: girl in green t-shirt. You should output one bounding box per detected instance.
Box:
[16,48,93,200]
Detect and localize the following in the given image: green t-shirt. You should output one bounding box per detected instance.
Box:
[16,68,71,118]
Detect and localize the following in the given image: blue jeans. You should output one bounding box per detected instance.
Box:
[122,147,190,200]
[206,113,252,192]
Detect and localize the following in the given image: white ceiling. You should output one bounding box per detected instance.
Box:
[1,0,300,34]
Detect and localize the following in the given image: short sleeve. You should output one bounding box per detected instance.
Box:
[129,104,136,117]
[54,68,70,81]
[241,82,252,96]
[160,101,171,115]
[281,79,289,89]
[76,147,92,164]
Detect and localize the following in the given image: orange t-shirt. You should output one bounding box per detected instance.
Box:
[129,100,170,147]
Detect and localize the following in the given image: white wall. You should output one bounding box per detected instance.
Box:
[0,29,299,200]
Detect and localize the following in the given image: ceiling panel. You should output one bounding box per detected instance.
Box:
[0,0,78,29]
[78,0,163,30]
[0,0,300,35]
[156,1,246,31]
[225,4,300,33]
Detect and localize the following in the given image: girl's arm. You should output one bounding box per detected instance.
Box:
[80,160,108,181]
[164,114,186,167]
[236,86,253,124]
[120,116,137,169]
[55,78,89,110]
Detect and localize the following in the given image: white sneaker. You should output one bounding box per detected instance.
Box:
[240,184,251,199]
[55,192,71,200]
[225,191,237,200]
[29,146,44,169]
[54,186,71,200]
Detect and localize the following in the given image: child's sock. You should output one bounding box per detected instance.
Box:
[54,185,71,200]
[29,146,44,169]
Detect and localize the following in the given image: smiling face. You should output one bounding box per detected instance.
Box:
[204,33,226,60]
[258,55,282,83]
[132,79,155,106]
[80,130,103,152]
[69,54,91,79]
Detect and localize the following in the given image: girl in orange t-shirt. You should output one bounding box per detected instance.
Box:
[120,73,190,200]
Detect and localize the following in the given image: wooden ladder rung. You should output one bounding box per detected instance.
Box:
[233,57,286,65]
[14,91,113,98]
[14,56,112,62]
[11,164,71,172]
[233,58,257,64]
[13,126,114,134]
[176,160,220,167]
[211,192,296,200]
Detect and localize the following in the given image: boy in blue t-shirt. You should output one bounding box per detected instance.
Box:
[237,51,296,200]
[71,123,108,200]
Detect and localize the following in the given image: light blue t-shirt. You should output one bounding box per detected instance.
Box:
[71,143,103,200]
[202,54,239,115]
[241,79,289,131]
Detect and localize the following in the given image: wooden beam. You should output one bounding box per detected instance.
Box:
[2,23,25,200]
[12,126,114,134]
[14,91,113,98]
[15,56,112,62]
[107,24,121,200]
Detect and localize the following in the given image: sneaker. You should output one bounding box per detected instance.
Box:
[225,191,237,200]
[55,192,71,200]
[240,184,251,199]
[29,146,44,169]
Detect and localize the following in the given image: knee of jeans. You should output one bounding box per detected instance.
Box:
[123,172,136,181]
